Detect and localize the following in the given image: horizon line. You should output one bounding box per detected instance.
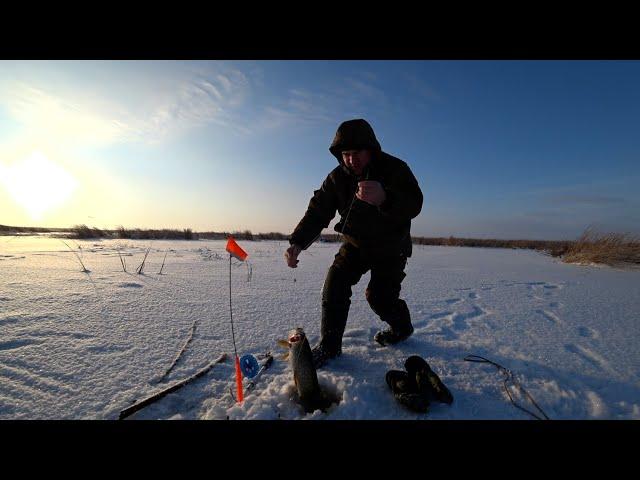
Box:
[0,223,587,243]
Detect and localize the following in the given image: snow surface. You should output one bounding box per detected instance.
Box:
[1,235,639,420]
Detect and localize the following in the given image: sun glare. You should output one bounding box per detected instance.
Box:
[1,152,77,221]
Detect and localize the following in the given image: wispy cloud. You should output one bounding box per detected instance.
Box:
[521,210,567,219]
[275,89,334,125]
[6,84,129,146]
[255,75,391,131]
[345,78,388,104]
[460,215,589,240]
[2,64,255,146]
[359,70,378,82]
[547,194,627,206]
[403,73,442,103]
[503,184,638,237]
[2,63,409,145]
[131,68,253,140]
[134,62,255,138]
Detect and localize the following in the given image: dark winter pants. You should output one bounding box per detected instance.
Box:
[319,242,412,352]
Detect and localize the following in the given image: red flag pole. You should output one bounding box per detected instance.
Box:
[229,247,243,403]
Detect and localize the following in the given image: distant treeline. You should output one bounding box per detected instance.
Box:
[0,225,296,241]
[0,224,571,255]
[0,224,59,234]
[3,224,637,266]
[412,236,573,257]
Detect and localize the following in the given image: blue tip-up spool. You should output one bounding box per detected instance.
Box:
[239,354,260,378]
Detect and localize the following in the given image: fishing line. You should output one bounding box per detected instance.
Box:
[339,168,370,242]
[293,168,371,338]
[464,355,550,420]
[228,255,239,359]
[302,167,369,258]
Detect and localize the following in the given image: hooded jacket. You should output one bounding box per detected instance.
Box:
[289,119,423,257]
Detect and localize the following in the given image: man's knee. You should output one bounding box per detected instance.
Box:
[365,286,398,312]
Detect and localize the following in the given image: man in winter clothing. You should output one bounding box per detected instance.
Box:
[285,119,423,368]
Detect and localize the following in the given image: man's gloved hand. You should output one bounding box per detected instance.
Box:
[284,244,302,268]
[356,180,386,206]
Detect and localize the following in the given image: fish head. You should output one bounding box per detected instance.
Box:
[276,328,307,359]
[287,327,306,345]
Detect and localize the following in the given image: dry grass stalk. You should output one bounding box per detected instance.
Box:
[563,228,640,266]
[136,247,151,274]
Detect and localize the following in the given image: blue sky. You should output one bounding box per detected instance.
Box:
[0,60,638,240]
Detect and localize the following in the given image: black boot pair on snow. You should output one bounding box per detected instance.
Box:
[386,355,454,413]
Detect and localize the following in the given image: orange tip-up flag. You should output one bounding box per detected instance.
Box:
[226,236,248,262]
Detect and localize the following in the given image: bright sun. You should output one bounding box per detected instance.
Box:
[2,151,77,221]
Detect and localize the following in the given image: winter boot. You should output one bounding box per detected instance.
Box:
[374,323,414,346]
[385,370,417,394]
[385,370,430,413]
[312,318,345,369]
[405,355,454,405]
[373,301,414,346]
[311,342,341,369]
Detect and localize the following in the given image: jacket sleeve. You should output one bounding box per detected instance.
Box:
[289,174,338,249]
[378,161,423,220]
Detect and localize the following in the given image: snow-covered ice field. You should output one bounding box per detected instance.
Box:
[1,235,639,420]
